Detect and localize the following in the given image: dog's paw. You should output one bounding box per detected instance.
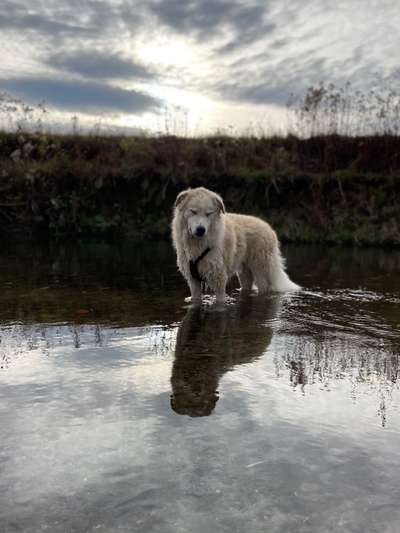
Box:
[213,294,236,307]
[184,296,202,306]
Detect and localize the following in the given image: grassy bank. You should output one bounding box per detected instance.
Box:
[1,131,400,246]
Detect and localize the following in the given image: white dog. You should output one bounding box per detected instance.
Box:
[172,187,299,302]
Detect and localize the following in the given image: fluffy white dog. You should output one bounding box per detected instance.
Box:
[172,187,299,302]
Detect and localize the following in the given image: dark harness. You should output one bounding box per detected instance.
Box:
[189,247,211,282]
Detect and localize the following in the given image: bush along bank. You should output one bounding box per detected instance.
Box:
[0,132,399,246]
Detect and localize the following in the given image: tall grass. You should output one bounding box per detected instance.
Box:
[288,82,400,137]
[3,82,400,138]
[0,92,50,133]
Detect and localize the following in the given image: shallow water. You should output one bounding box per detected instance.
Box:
[1,241,400,533]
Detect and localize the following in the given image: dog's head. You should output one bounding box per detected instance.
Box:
[174,187,225,239]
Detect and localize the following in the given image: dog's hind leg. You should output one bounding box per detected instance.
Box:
[252,269,271,294]
[238,265,254,292]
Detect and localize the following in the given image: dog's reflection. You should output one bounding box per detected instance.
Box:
[170,295,281,417]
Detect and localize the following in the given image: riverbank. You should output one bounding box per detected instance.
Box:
[1,132,399,245]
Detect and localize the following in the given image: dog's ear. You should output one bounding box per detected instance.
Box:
[214,193,225,213]
[175,189,190,208]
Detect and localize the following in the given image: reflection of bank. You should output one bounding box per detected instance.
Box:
[281,337,400,427]
[170,296,282,417]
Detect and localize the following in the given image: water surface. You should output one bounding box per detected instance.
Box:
[1,241,400,533]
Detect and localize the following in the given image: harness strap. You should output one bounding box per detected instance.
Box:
[189,247,211,282]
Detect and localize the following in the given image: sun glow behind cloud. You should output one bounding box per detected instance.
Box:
[137,37,198,69]
[132,35,219,133]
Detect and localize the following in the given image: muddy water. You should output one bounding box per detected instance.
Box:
[0,241,399,533]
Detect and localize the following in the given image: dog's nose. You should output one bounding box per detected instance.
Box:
[195,226,205,237]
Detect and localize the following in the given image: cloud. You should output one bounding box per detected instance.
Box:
[0,1,95,37]
[0,13,90,36]
[215,55,330,106]
[46,50,156,81]
[219,82,292,106]
[216,22,276,56]
[0,77,162,114]
[149,0,267,39]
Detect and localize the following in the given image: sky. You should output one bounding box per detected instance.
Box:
[0,0,399,135]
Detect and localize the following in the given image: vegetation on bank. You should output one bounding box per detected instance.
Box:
[1,131,399,245]
[0,83,400,246]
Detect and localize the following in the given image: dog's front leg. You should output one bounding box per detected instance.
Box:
[215,289,226,303]
[213,275,227,304]
[188,279,202,303]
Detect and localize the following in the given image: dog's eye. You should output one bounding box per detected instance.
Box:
[206,212,214,217]
[189,209,197,215]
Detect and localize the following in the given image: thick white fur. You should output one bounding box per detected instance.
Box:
[172,187,300,302]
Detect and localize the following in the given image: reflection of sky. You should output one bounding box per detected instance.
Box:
[1,319,400,531]
[1,321,399,419]
[1,0,399,133]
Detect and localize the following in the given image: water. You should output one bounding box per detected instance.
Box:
[1,241,400,533]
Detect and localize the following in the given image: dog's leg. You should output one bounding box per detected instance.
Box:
[238,266,253,292]
[215,289,226,303]
[189,279,202,302]
[213,276,228,303]
[252,274,270,294]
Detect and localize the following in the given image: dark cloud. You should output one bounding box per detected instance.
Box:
[46,51,156,81]
[0,12,92,37]
[0,0,145,43]
[1,0,271,45]
[150,0,231,32]
[216,56,330,106]
[220,81,292,106]
[150,0,267,39]
[0,77,161,114]
[0,1,95,37]
[216,22,276,56]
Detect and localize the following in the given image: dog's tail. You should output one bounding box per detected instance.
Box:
[269,248,300,292]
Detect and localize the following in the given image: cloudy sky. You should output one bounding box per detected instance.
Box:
[0,0,399,134]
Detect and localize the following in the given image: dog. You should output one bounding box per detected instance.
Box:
[171,187,299,302]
